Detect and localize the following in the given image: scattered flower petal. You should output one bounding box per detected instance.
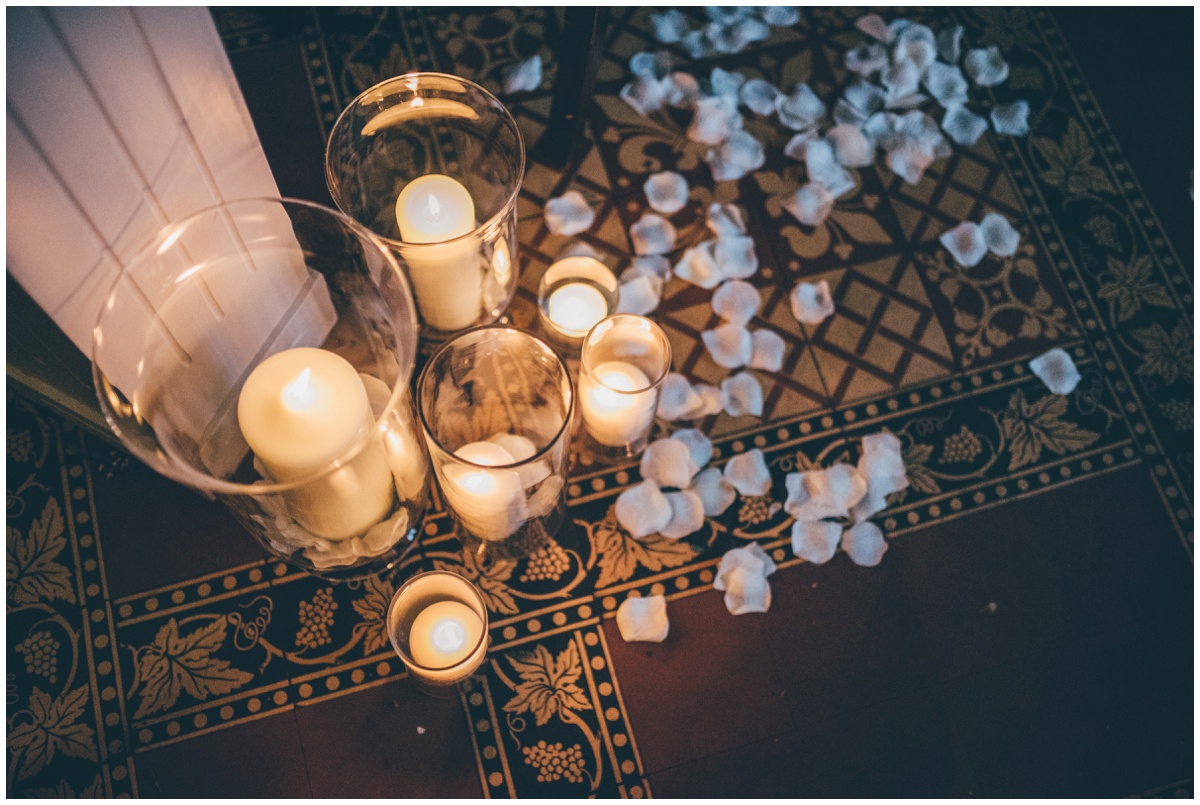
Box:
[616,275,662,316]
[1029,348,1082,396]
[783,182,834,226]
[503,55,542,93]
[672,428,714,470]
[630,51,672,80]
[544,190,595,236]
[710,67,746,99]
[804,139,855,197]
[936,24,963,64]
[712,280,761,325]
[714,233,759,280]
[740,77,783,116]
[620,76,669,115]
[845,42,888,76]
[721,372,764,418]
[842,521,888,566]
[674,240,723,289]
[714,544,776,614]
[694,383,724,416]
[980,212,1020,257]
[776,83,826,131]
[784,464,868,521]
[661,490,706,539]
[826,123,874,168]
[689,95,742,146]
[644,171,690,215]
[939,221,989,267]
[641,437,700,489]
[783,128,821,160]
[706,202,748,237]
[941,106,989,146]
[761,6,801,27]
[886,140,936,185]
[789,280,835,325]
[665,71,702,108]
[750,329,786,372]
[924,62,969,109]
[624,254,672,282]
[963,46,1010,87]
[849,432,908,523]
[617,595,670,642]
[616,479,672,538]
[990,100,1029,136]
[791,519,841,564]
[702,322,753,369]
[724,448,771,496]
[657,373,702,421]
[651,10,689,44]
[689,467,737,516]
[855,13,892,42]
[630,213,677,256]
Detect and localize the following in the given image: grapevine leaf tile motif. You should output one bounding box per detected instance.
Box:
[1096,255,1174,323]
[993,390,1102,472]
[6,498,75,607]
[580,506,702,589]
[1131,322,1193,388]
[1031,118,1117,200]
[129,615,255,720]
[7,686,98,782]
[350,575,395,655]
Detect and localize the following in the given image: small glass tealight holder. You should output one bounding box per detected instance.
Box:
[536,255,619,354]
[578,314,672,462]
[388,570,489,696]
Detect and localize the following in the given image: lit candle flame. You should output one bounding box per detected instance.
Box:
[432,618,466,652]
[426,193,441,221]
[282,367,313,410]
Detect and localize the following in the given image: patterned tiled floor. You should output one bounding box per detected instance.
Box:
[6,6,1192,799]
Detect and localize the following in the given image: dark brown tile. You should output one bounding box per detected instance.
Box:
[294,679,482,798]
[136,709,312,798]
[89,455,269,599]
[602,590,791,775]
[766,555,937,729]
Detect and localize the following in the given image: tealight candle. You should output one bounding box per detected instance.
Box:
[536,255,618,347]
[578,314,672,460]
[440,440,528,542]
[579,361,655,447]
[408,600,485,669]
[388,570,490,692]
[396,174,482,333]
[237,347,394,539]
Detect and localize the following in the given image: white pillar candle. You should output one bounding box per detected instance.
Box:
[396,174,483,333]
[440,440,528,541]
[408,600,485,669]
[237,347,393,540]
[579,361,656,447]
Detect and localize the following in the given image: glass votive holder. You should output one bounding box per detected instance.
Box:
[387,570,489,696]
[417,327,574,560]
[92,198,430,581]
[536,254,619,354]
[326,72,524,345]
[578,314,672,462]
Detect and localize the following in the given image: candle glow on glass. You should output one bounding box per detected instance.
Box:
[546,283,608,338]
[395,174,482,332]
[408,600,484,669]
[442,441,528,541]
[237,347,394,539]
[579,360,655,448]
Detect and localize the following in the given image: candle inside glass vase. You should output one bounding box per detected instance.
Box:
[578,315,672,461]
[237,347,394,539]
[388,570,489,693]
[537,255,619,349]
[395,174,483,333]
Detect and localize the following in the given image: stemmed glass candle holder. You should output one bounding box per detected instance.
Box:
[536,254,619,354]
[418,327,574,560]
[578,314,672,461]
[387,570,489,695]
[93,198,430,581]
[325,72,524,344]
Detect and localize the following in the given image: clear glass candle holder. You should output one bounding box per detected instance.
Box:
[578,314,672,461]
[418,327,574,560]
[92,198,430,581]
[325,72,524,345]
[536,254,619,354]
[387,570,489,696]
